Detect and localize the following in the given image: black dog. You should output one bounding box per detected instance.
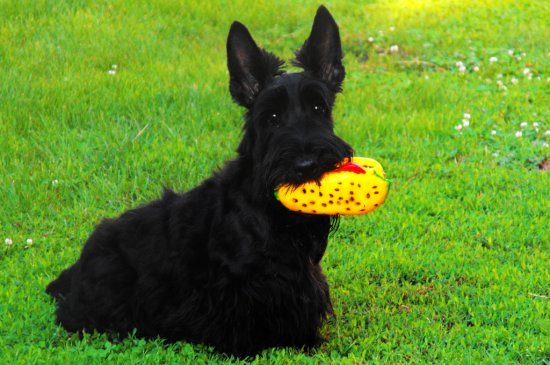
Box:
[47,6,353,357]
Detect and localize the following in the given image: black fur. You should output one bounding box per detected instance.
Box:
[46,6,353,357]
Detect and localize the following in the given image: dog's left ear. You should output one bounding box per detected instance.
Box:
[227,22,284,108]
[293,6,345,92]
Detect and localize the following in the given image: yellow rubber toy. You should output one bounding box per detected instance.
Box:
[276,157,389,216]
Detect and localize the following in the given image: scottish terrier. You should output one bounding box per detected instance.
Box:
[47,6,353,357]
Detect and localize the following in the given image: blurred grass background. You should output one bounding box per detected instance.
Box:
[1,0,548,363]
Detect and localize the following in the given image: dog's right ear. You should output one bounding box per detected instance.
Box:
[227,22,284,108]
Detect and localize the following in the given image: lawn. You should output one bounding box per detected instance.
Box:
[1,0,548,363]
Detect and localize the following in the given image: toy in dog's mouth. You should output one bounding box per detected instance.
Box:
[275,157,390,216]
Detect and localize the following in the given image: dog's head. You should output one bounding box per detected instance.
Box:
[227,6,353,192]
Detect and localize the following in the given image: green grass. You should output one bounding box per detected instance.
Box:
[1,0,549,363]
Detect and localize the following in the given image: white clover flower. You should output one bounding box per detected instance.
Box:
[108,69,116,75]
[520,122,528,128]
[463,113,471,120]
[516,56,522,61]
[489,56,498,63]
[5,238,13,246]
[523,68,531,75]
[533,122,539,128]
[473,65,479,72]
[112,64,117,69]
[511,77,518,85]
[462,119,470,127]
[497,74,503,79]
[26,238,33,247]
[528,74,533,80]
[389,45,399,54]
[389,26,395,32]
[455,61,464,67]
[545,130,550,136]
[455,124,463,131]
[507,49,514,56]
[496,80,505,89]
[521,52,526,57]
[543,142,549,148]
[367,36,374,43]
[515,131,522,138]
[491,130,497,135]
[52,179,59,186]
[458,65,466,73]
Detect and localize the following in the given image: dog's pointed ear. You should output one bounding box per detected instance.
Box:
[227,22,284,108]
[293,6,345,92]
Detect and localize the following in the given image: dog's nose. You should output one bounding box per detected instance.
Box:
[295,158,317,177]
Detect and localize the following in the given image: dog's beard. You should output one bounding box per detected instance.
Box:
[258,135,353,193]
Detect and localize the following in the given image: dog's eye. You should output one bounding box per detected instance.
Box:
[312,104,327,115]
[267,112,281,127]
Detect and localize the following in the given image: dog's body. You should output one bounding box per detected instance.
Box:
[47,6,353,357]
